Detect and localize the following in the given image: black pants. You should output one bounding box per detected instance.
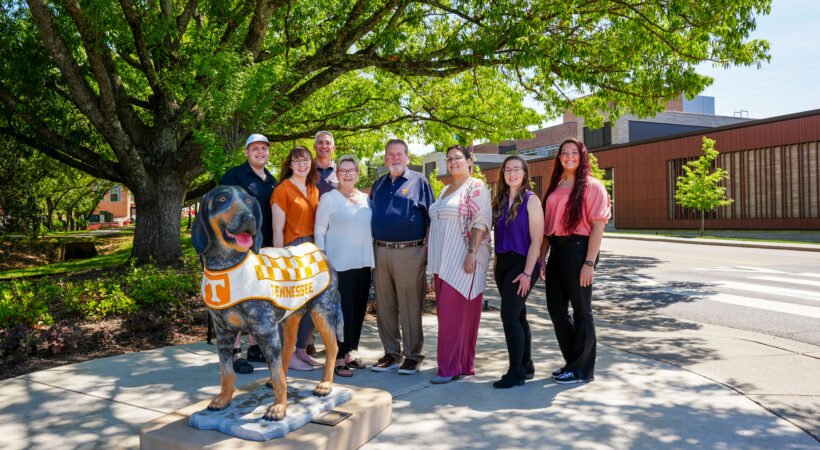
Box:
[494,252,538,369]
[545,236,597,379]
[337,267,372,357]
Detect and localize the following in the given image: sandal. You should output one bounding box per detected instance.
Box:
[334,365,353,377]
[346,358,366,370]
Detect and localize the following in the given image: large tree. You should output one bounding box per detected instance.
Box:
[0,0,770,263]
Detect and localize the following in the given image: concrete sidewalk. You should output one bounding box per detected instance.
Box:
[2,277,818,449]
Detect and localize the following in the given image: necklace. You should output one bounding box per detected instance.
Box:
[338,188,358,202]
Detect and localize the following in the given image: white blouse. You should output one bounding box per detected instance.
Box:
[427,179,492,300]
[314,189,375,272]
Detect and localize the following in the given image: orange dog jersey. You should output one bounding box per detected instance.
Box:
[201,243,331,311]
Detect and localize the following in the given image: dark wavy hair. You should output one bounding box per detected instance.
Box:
[446,144,473,173]
[542,138,591,233]
[279,145,319,185]
[492,155,530,224]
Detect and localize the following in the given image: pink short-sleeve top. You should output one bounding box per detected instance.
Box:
[543,177,611,236]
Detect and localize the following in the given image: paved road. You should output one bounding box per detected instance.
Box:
[596,238,820,346]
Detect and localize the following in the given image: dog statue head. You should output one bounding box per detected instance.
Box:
[192,185,263,270]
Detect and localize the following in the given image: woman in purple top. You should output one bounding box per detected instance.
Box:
[491,156,544,388]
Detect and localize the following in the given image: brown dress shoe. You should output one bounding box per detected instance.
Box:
[397,358,420,375]
[371,354,402,372]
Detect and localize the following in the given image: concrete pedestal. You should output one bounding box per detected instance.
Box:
[139,378,392,449]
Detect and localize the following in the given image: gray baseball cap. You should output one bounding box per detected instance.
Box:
[245,133,270,148]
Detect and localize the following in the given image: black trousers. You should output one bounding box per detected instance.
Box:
[545,236,597,379]
[494,252,538,369]
[337,267,372,357]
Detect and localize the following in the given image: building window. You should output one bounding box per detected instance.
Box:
[499,143,517,155]
[583,122,611,149]
[109,185,122,202]
[667,141,820,221]
[424,161,437,178]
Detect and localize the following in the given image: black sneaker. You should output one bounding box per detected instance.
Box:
[551,366,567,378]
[232,354,254,374]
[246,344,266,362]
[554,371,593,384]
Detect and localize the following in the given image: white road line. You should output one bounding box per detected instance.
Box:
[716,280,820,302]
[624,274,660,286]
[750,275,820,288]
[702,293,820,319]
[693,266,787,274]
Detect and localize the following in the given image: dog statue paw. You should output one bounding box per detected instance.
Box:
[264,403,286,421]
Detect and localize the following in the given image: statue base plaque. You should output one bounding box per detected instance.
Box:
[140,378,392,449]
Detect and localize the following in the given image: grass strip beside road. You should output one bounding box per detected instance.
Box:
[606,229,820,245]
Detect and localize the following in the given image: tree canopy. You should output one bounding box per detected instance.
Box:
[0,0,770,262]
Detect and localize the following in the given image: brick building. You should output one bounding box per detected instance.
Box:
[90,185,135,227]
[436,108,820,231]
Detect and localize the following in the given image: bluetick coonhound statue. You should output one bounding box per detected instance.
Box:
[192,185,343,421]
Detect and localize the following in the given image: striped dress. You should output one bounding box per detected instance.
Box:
[427,179,492,300]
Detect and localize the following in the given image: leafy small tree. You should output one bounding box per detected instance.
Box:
[428,169,446,199]
[589,153,613,204]
[675,137,733,236]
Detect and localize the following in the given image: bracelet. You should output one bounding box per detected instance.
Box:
[522,272,531,277]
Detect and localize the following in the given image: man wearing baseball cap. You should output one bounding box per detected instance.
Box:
[219,133,278,373]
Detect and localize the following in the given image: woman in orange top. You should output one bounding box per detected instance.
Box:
[539,138,611,385]
[272,145,322,371]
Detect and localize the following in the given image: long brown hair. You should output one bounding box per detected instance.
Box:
[279,145,319,185]
[542,138,591,233]
[493,155,530,224]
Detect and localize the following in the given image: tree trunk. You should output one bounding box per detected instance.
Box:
[130,175,187,264]
[66,207,74,231]
[700,210,705,237]
[45,197,54,231]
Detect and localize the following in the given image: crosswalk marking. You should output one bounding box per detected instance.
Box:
[702,293,820,319]
[716,280,820,302]
[624,274,660,286]
[750,275,820,288]
[692,266,787,274]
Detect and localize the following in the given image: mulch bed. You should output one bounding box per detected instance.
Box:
[1,272,439,380]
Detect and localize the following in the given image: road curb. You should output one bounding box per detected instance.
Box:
[604,233,820,253]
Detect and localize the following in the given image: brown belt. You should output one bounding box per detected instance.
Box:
[374,239,425,249]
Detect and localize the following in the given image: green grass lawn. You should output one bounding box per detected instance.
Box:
[0,231,195,279]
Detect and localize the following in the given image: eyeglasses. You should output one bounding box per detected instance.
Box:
[292,159,311,166]
[337,169,359,176]
[504,167,524,174]
[446,156,466,163]
[559,151,580,157]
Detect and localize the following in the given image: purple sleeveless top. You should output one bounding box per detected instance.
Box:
[494,190,537,259]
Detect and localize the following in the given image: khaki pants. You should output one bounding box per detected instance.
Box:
[373,244,427,362]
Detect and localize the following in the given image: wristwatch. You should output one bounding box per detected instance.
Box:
[583,260,594,267]
[467,248,474,254]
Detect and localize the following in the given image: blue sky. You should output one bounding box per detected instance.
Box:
[409,1,820,154]
[699,0,820,118]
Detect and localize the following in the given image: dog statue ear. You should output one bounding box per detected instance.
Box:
[191,193,212,256]
[250,195,263,252]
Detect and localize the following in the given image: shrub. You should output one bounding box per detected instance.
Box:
[0,325,42,362]
[122,302,193,343]
[62,280,136,320]
[0,280,54,328]
[42,324,79,355]
[121,258,199,307]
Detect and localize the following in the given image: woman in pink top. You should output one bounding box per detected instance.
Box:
[539,138,611,384]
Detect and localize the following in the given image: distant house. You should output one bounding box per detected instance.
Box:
[89,185,135,228]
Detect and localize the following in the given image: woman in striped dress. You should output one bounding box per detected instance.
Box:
[427,144,492,384]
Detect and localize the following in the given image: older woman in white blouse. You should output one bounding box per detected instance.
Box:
[314,154,375,377]
[427,144,492,384]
